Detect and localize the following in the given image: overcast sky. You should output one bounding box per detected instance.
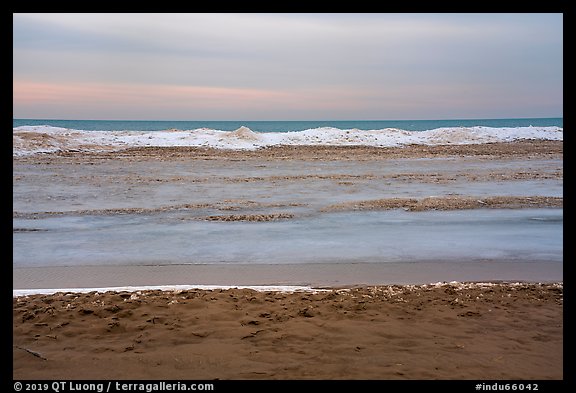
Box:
[13,13,563,120]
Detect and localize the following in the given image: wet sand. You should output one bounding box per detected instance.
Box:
[13,282,563,380]
[12,260,563,292]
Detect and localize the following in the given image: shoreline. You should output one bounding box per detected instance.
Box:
[12,279,564,297]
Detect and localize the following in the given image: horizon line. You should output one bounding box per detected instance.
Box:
[13,116,564,122]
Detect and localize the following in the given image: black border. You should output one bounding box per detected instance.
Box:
[10,5,570,391]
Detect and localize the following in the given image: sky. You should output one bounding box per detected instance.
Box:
[13,13,563,121]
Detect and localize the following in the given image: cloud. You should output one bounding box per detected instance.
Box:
[13,13,563,120]
[12,80,360,119]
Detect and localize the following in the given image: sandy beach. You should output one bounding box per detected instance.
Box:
[13,282,563,380]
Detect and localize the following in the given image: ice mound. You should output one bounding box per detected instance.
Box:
[228,126,261,141]
[13,125,563,156]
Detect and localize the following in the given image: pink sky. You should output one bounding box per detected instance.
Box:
[13,80,394,120]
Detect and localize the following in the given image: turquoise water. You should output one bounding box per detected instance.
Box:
[12,118,563,132]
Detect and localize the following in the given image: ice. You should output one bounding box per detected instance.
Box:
[13,125,563,156]
[13,126,563,289]
[13,209,563,269]
[13,156,563,215]
[12,284,323,297]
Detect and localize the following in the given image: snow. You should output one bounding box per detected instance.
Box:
[13,125,563,156]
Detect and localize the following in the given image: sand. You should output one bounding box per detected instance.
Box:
[11,196,563,221]
[13,282,562,380]
[15,140,563,162]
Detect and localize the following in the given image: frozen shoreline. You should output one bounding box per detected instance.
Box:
[13,125,563,156]
[13,139,563,294]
